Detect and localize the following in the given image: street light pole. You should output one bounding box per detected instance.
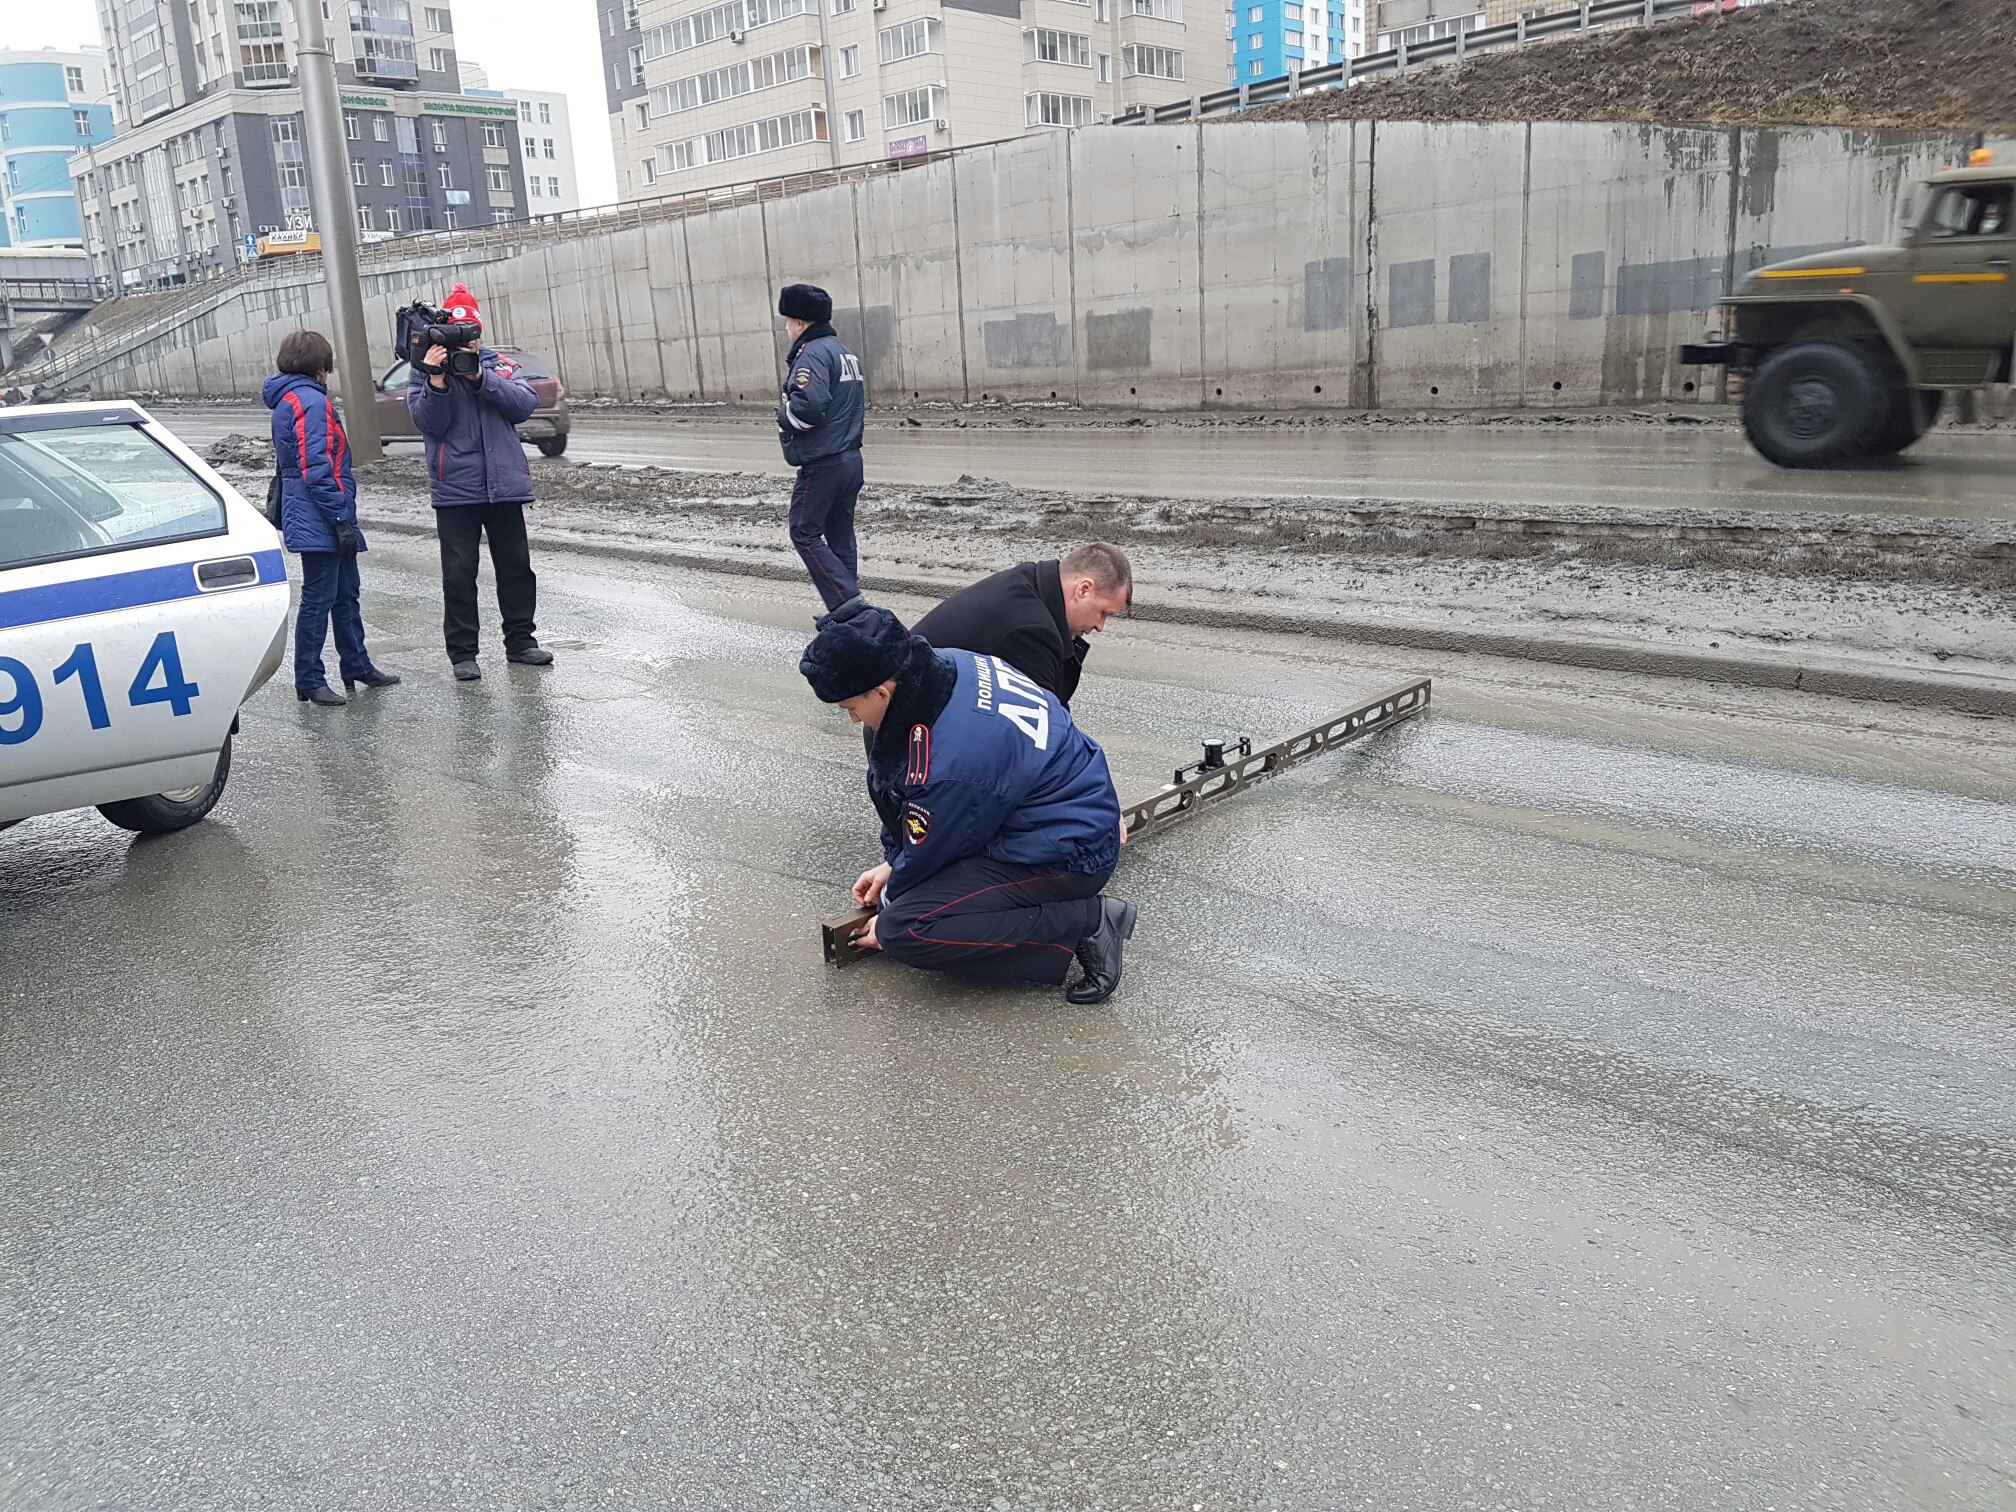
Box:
[292,0,382,462]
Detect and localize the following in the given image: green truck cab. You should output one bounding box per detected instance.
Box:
[1680,155,2014,468]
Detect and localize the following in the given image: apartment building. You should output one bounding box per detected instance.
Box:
[1224,0,1370,82]
[71,2,527,289]
[1369,0,1482,48]
[0,47,115,248]
[601,0,1228,198]
[464,63,583,214]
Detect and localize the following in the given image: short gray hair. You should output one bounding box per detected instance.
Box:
[1061,542,1132,599]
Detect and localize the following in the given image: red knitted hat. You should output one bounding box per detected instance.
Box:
[443,282,482,328]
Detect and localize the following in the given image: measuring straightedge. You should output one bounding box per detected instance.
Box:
[819,677,1433,967]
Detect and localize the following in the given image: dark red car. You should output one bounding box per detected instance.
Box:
[374,345,571,456]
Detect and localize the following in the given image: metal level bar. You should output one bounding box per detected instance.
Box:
[820,678,1431,967]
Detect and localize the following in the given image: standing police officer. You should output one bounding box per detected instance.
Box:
[800,600,1137,1004]
[776,283,866,615]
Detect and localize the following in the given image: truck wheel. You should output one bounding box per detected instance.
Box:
[1741,342,1887,468]
[536,435,568,457]
[98,737,232,835]
[1870,388,1943,455]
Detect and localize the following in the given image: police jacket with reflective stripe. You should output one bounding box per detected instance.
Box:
[868,647,1121,902]
[264,371,362,554]
[777,326,864,468]
[406,346,540,507]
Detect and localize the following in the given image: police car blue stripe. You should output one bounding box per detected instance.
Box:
[0,549,286,631]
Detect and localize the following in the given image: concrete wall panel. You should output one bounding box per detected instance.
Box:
[684,201,783,401]
[957,132,1077,401]
[854,162,965,402]
[1372,122,1527,407]
[1070,127,1203,407]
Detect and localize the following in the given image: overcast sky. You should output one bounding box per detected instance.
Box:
[14,0,620,205]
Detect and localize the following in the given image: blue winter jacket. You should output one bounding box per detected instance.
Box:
[869,647,1121,902]
[777,325,865,468]
[406,346,540,507]
[263,372,363,554]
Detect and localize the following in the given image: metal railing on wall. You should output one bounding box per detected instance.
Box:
[1115,0,1765,125]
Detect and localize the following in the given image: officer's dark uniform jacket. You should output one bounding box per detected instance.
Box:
[913,560,1087,707]
[777,323,864,467]
[869,647,1121,902]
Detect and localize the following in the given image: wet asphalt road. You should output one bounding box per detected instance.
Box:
[158,405,2016,521]
[3,542,2014,1510]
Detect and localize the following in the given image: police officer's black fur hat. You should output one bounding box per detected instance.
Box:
[801,600,920,703]
[778,283,833,323]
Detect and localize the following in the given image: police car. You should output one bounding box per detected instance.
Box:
[0,401,288,835]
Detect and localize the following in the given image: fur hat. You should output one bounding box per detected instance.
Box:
[443,282,482,328]
[777,283,832,323]
[800,600,919,703]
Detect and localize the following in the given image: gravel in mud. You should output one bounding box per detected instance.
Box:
[207,435,2016,685]
[1246,0,2016,132]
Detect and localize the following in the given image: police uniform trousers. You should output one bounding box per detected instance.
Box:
[877,856,1113,986]
[788,449,863,611]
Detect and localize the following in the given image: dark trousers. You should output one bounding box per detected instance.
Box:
[295,549,372,691]
[789,450,862,611]
[877,856,1111,986]
[436,501,537,662]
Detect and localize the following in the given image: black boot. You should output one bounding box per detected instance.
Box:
[506,646,554,666]
[1065,897,1137,1005]
[344,668,402,692]
[296,684,347,707]
[452,660,482,682]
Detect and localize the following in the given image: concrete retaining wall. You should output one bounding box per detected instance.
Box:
[59,120,2016,409]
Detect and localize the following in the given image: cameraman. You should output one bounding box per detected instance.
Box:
[406,282,553,682]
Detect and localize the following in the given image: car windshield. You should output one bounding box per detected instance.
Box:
[0,422,228,571]
[1923,184,2014,238]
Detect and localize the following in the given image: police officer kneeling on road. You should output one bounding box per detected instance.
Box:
[801,600,1137,1004]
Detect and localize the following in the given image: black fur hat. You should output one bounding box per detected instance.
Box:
[777,283,833,323]
[800,600,918,703]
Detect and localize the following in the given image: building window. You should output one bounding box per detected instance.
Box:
[1248,4,1262,16]
[444,207,459,228]
[66,64,86,93]
[358,205,373,230]
[1248,57,1264,74]
[629,45,645,85]
[1095,0,1109,17]
[344,111,360,139]
[834,0,855,12]
[838,45,859,77]
[483,121,509,147]
[525,134,537,156]
[539,101,552,124]
[530,178,543,197]
[75,110,94,138]
[519,100,533,121]
[543,137,556,158]
[548,175,560,195]
[282,162,307,188]
[437,163,453,187]
[429,47,453,72]
[1096,52,1112,82]
[1024,91,1091,128]
[1247,33,1263,47]
[644,0,814,59]
[883,86,941,131]
[1130,0,1182,18]
[1285,2,1302,15]
[372,114,389,141]
[387,206,401,231]
[662,107,825,171]
[877,19,942,64]
[424,5,452,27]
[650,46,819,116]
[642,158,658,184]
[487,165,511,190]
[1124,44,1184,78]
[1025,29,1092,65]
[381,162,396,185]
[351,158,366,184]
[635,100,650,129]
[431,119,449,151]
[493,211,512,224]
[843,109,864,142]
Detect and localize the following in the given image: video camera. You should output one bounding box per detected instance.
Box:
[395,300,482,380]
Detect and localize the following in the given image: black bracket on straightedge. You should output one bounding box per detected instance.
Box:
[819,677,1433,967]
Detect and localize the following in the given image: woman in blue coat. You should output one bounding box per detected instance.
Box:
[264,330,399,706]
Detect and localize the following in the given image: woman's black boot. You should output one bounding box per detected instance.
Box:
[297,684,347,707]
[344,669,402,692]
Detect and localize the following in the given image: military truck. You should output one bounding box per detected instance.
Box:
[1680,152,2014,468]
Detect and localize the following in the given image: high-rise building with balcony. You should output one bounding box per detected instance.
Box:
[0,47,115,249]
[1224,0,1369,82]
[462,61,584,215]
[71,2,528,290]
[601,0,1228,199]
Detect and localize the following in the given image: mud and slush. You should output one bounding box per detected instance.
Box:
[203,431,2016,691]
